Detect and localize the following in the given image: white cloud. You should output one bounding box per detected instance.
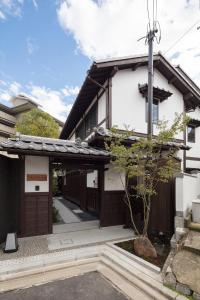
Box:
[32,0,38,10]
[0,92,11,101]
[0,80,78,121]
[57,0,200,86]
[0,0,24,19]
[62,85,79,97]
[0,81,21,102]
[26,37,39,55]
[28,85,69,122]
[9,81,21,94]
[0,10,6,20]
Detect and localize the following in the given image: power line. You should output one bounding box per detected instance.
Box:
[164,18,200,54]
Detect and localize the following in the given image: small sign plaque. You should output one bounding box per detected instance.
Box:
[27,174,47,181]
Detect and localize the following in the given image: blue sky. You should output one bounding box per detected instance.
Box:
[0,0,199,121]
[0,1,89,89]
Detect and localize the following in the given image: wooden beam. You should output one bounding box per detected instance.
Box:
[184,92,193,101]
[110,66,118,77]
[132,63,141,71]
[168,77,177,84]
[87,76,106,90]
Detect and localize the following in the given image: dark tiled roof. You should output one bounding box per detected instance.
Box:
[0,134,110,157]
[88,127,190,150]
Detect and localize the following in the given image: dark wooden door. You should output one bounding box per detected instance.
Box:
[24,193,49,236]
[86,188,99,215]
[62,172,86,208]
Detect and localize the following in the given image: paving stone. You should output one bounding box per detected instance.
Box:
[176,283,192,296]
[163,272,176,289]
[193,292,200,300]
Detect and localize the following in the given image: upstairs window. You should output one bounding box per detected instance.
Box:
[146,99,159,124]
[75,103,97,140]
[187,125,195,143]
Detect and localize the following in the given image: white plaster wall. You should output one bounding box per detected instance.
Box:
[104,164,125,191]
[25,156,49,193]
[176,172,200,217]
[70,133,76,141]
[188,107,200,120]
[98,92,106,124]
[112,67,184,140]
[87,170,98,188]
[186,158,200,169]
[177,150,184,171]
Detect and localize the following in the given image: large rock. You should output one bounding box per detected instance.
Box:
[193,292,200,300]
[176,283,192,296]
[172,249,200,294]
[134,236,157,258]
[163,272,176,289]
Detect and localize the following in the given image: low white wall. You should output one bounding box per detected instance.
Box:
[176,172,200,218]
[25,156,49,193]
[104,164,125,191]
[87,170,98,188]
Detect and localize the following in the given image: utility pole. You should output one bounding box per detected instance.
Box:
[147,29,157,140]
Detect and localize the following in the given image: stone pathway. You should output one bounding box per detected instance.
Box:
[53,198,80,224]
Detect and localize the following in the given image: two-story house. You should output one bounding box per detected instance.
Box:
[60,52,200,236]
[0,53,200,240]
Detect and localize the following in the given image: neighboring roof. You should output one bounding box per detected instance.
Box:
[60,52,200,139]
[88,127,190,151]
[11,94,40,108]
[0,97,64,127]
[0,134,110,159]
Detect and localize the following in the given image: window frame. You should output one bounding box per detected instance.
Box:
[145,97,159,124]
[187,125,196,143]
[75,103,98,140]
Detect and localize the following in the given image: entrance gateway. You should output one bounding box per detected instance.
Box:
[0,134,123,239]
[0,133,177,241]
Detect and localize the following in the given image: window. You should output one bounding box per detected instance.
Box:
[146,99,159,124]
[187,125,195,143]
[75,103,97,140]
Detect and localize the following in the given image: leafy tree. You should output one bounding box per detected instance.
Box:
[106,114,189,257]
[16,108,60,138]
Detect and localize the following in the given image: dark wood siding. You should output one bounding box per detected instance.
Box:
[100,191,126,227]
[149,179,175,236]
[0,156,21,243]
[23,193,49,237]
[86,188,99,215]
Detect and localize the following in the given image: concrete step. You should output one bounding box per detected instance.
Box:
[48,226,133,251]
[53,220,99,234]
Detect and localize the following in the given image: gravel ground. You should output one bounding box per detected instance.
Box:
[0,236,49,261]
[0,272,128,300]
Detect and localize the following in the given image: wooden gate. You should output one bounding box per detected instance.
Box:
[149,179,175,236]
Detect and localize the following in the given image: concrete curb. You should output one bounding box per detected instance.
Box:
[0,244,187,299]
